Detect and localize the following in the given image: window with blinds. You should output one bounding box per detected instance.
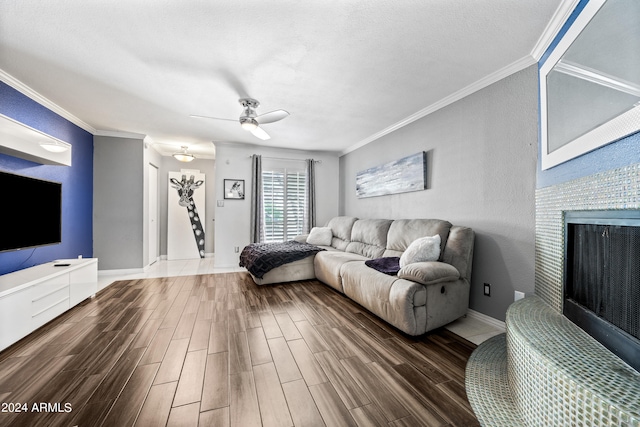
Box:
[262,168,307,243]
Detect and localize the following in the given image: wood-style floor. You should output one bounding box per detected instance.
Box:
[0,272,480,427]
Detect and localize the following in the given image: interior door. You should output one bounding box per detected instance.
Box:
[148,164,159,266]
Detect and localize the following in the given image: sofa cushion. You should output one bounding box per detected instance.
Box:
[440,226,475,282]
[341,262,428,335]
[345,219,393,259]
[314,250,367,293]
[397,261,460,285]
[306,227,333,246]
[251,256,316,285]
[384,219,452,259]
[399,234,441,268]
[326,216,358,251]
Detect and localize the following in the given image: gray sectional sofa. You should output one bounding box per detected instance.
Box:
[249,216,475,336]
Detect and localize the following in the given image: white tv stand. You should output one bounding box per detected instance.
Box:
[0,258,98,352]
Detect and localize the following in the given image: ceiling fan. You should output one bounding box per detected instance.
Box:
[191,98,289,140]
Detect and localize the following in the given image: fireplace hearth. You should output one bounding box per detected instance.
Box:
[467,164,640,426]
[564,210,640,372]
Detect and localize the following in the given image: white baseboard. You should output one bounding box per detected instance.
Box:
[466,309,506,332]
[98,267,145,276]
[214,263,243,269]
[159,253,214,261]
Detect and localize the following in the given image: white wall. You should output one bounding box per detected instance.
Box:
[157,156,216,257]
[339,65,539,321]
[214,142,340,267]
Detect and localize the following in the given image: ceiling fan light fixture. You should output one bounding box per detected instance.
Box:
[173,146,195,162]
[191,97,285,141]
[240,118,259,131]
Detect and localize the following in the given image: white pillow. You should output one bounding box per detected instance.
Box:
[399,235,441,268]
[306,227,333,246]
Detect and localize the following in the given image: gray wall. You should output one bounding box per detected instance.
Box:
[339,65,538,321]
[214,142,340,267]
[94,135,145,270]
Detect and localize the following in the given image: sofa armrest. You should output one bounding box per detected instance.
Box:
[397,261,460,286]
[293,234,309,243]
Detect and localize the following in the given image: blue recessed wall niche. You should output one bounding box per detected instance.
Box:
[0,82,94,275]
[537,0,640,188]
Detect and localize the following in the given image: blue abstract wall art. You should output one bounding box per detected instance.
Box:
[356,151,427,198]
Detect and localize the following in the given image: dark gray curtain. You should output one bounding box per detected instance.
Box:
[250,154,263,243]
[304,159,316,233]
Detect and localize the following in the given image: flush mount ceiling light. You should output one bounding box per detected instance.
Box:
[39,141,69,153]
[173,146,195,162]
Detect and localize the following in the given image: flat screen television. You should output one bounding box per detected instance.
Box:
[0,170,62,252]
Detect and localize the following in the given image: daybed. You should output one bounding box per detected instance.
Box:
[240,216,474,336]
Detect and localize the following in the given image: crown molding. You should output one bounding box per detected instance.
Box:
[0,69,97,134]
[341,55,536,156]
[94,129,147,139]
[530,0,581,61]
[341,1,581,157]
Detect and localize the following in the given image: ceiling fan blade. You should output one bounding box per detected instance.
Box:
[250,126,271,140]
[255,109,289,124]
[190,114,237,122]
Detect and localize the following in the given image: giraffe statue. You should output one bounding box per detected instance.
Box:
[170,174,206,258]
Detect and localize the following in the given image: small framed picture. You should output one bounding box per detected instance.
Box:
[224,179,245,199]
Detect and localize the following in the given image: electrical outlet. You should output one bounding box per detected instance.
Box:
[483,283,491,296]
[234,246,239,253]
[514,291,526,301]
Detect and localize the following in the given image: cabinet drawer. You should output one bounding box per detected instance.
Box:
[31,274,68,300]
[32,284,69,317]
[31,275,70,329]
[32,296,69,330]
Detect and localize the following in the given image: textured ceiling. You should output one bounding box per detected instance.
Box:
[0,0,569,158]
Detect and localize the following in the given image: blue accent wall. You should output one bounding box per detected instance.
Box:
[537,0,640,188]
[537,132,640,188]
[538,0,589,69]
[0,82,93,275]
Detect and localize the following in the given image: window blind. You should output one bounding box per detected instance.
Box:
[262,168,307,243]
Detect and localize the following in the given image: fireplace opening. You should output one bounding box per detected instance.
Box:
[564,210,640,372]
